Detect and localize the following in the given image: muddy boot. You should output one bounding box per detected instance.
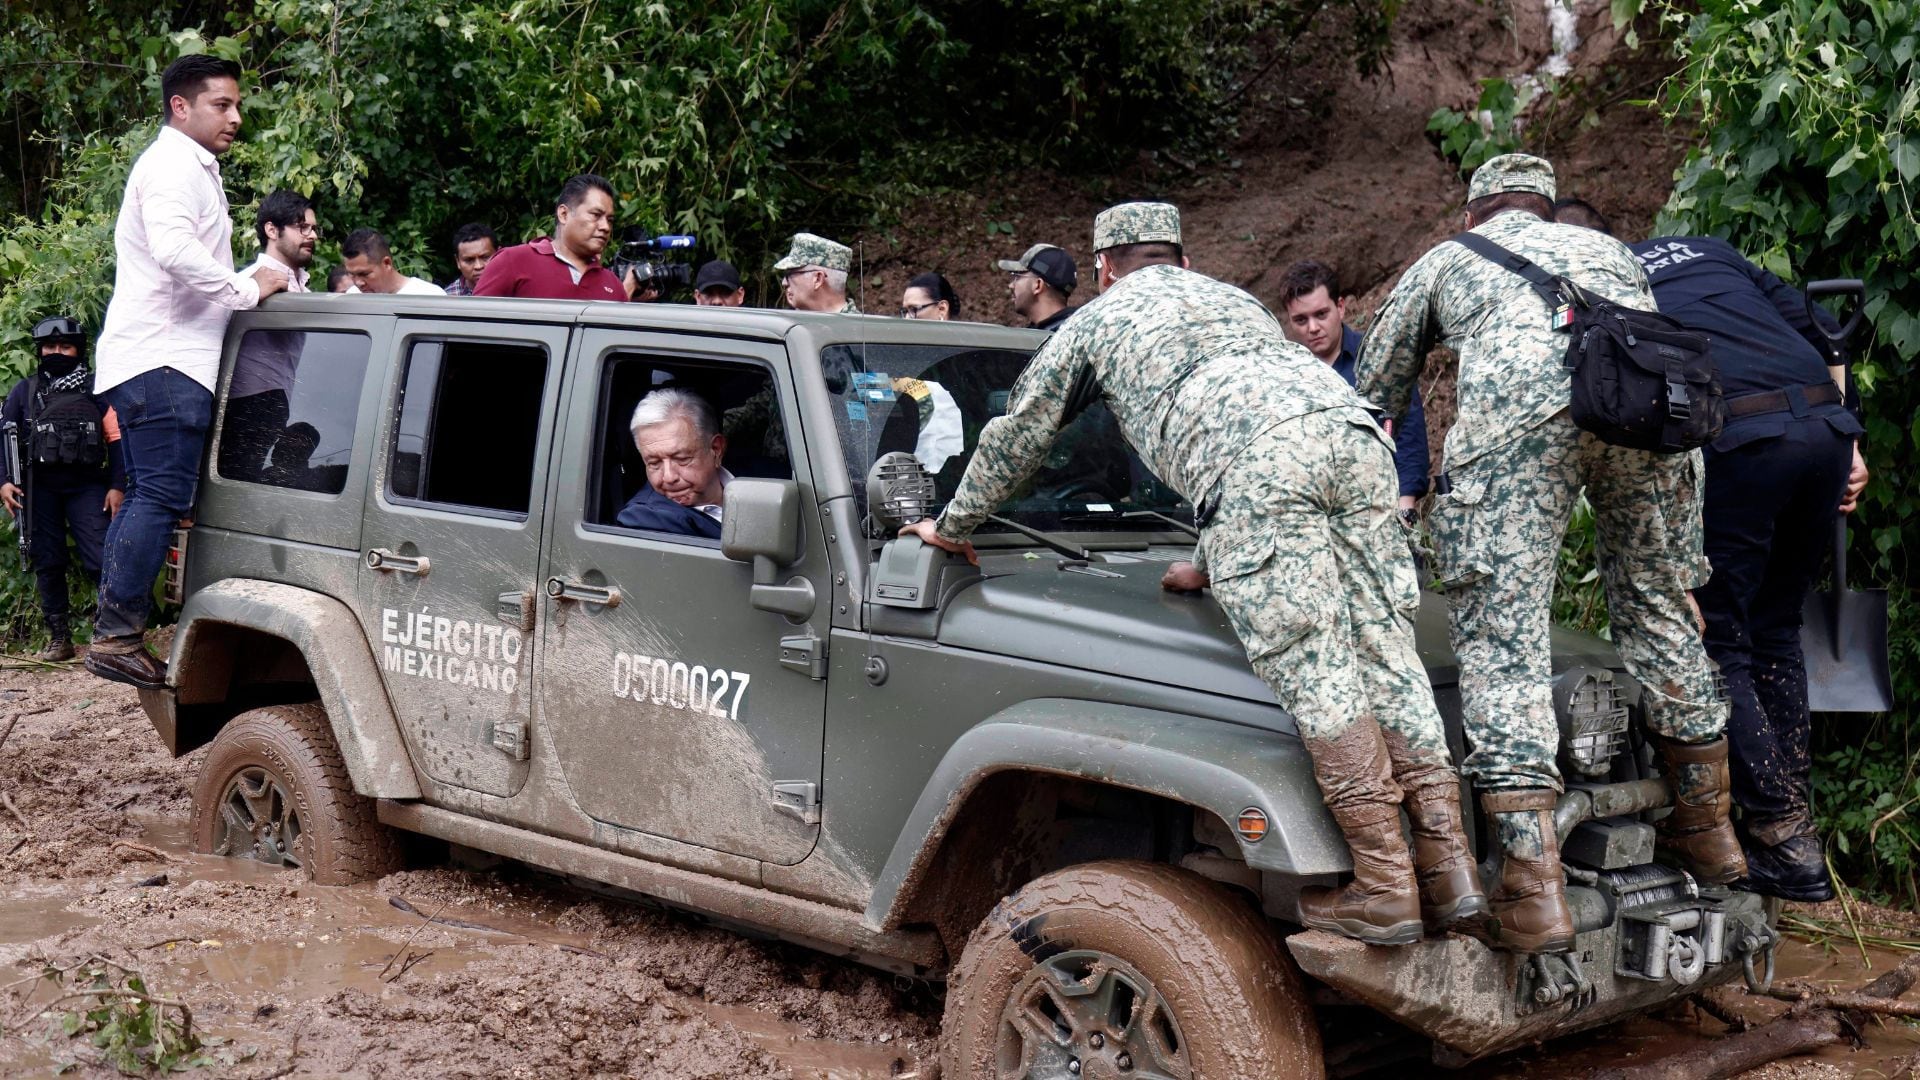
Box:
[1298,722,1424,946]
[1651,735,1747,884]
[38,618,74,663]
[1403,779,1490,930]
[1479,789,1576,954]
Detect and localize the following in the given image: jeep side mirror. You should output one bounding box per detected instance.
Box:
[721,479,815,620]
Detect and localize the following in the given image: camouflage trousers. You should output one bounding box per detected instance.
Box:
[1203,407,1454,808]
[1431,409,1729,794]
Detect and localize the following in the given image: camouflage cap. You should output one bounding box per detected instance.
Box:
[1092,202,1181,252]
[1467,153,1557,202]
[772,232,852,273]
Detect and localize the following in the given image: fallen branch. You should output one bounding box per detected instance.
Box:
[0,706,52,753]
[1592,952,1920,1080]
[379,898,448,982]
[1688,990,1750,1033]
[111,839,178,863]
[0,653,70,671]
[0,790,31,835]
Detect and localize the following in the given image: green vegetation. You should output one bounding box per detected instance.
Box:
[0,0,1396,648]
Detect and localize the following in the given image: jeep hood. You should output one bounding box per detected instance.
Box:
[935,549,1621,706]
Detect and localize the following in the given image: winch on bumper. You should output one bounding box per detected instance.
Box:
[1285,799,1779,1063]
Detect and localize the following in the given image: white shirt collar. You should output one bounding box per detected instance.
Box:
[695,468,736,520]
[157,124,218,169]
[250,251,310,290]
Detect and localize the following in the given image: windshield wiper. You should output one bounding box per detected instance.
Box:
[1060,509,1200,540]
[985,514,1094,561]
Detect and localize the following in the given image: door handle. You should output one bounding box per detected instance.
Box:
[366,548,430,576]
[546,577,622,608]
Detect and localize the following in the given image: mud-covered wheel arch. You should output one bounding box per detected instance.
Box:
[941,859,1323,1079]
[189,702,404,885]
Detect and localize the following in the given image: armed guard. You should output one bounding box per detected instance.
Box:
[903,202,1487,946]
[1,317,126,661]
[1359,154,1744,953]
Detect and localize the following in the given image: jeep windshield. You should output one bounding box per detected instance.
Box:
[820,342,1192,538]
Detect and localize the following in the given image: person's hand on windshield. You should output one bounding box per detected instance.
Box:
[1161,561,1209,593]
[899,518,978,565]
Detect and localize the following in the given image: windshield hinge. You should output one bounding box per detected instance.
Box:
[491,719,530,760]
[772,781,821,825]
[779,634,827,680]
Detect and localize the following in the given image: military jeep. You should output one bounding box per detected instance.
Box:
[137,292,1779,1076]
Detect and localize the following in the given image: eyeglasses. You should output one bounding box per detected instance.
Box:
[900,301,942,318]
[277,221,320,236]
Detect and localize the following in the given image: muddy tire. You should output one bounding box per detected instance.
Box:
[941,859,1323,1080]
[190,702,402,885]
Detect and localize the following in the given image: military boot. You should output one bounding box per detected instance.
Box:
[1651,735,1747,883]
[39,618,74,663]
[1479,789,1576,953]
[1403,780,1490,930]
[1298,721,1424,946]
[1382,731,1489,931]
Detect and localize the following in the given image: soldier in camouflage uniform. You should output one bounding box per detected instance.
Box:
[774,232,861,314]
[901,202,1487,946]
[1358,154,1746,954]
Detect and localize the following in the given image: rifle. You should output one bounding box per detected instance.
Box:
[3,418,28,563]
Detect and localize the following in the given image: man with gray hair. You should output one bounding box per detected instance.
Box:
[774,232,859,313]
[615,388,731,538]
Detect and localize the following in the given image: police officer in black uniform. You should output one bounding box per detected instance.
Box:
[1,317,126,661]
[1628,236,1868,901]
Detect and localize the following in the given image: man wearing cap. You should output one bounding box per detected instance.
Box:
[1360,154,1743,954]
[901,201,1485,947]
[693,260,747,307]
[774,233,858,313]
[998,243,1078,331]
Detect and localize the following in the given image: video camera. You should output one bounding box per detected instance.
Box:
[609,228,697,294]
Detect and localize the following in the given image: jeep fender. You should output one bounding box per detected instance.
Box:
[865,699,1348,930]
[157,578,422,799]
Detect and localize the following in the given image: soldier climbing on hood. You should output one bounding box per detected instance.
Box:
[901,201,1488,946]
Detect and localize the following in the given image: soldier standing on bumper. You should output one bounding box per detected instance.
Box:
[902,202,1487,945]
[1360,155,1745,954]
[1,317,127,661]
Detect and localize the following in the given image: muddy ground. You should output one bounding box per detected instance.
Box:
[3,660,1918,1079]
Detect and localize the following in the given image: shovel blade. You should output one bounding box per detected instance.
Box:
[1801,587,1894,713]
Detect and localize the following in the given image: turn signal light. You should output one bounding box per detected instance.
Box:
[1236,807,1268,843]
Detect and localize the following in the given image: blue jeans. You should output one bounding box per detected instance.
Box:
[95,368,212,644]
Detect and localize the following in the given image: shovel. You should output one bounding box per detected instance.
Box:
[1798,279,1892,713]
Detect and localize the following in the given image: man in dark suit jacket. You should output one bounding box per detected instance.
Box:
[616,388,732,538]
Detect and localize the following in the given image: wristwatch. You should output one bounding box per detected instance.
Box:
[1398,507,1420,530]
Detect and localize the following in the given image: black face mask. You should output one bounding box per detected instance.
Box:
[38,352,83,379]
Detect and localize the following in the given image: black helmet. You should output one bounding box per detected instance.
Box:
[31,315,86,352]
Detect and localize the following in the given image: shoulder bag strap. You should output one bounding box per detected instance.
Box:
[1450,231,1573,313]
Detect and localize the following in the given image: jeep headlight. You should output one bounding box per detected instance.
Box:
[1554,667,1630,781]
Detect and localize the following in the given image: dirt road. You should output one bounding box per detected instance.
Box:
[3,661,1916,1079]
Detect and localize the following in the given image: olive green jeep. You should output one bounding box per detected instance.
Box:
[137,292,1779,1076]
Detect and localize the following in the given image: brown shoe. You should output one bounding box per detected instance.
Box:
[1298,722,1423,946]
[1404,780,1491,930]
[1479,789,1576,954]
[83,647,168,690]
[1652,734,1747,883]
[38,639,76,663]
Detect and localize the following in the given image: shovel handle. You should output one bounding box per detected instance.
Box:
[1805,279,1866,361]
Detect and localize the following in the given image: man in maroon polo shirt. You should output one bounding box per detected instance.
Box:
[474,174,629,301]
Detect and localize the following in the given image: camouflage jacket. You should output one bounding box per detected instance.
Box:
[936,264,1365,543]
[1356,210,1655,471]
[838,297,860,314]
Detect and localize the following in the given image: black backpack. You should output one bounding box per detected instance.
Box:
[1453,232,1725,454]
[27,376,107,469]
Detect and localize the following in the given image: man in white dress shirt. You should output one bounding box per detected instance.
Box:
[86,54,288,689]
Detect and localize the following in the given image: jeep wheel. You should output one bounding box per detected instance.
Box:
[189,703,402,886]
[941,859,1323,1080]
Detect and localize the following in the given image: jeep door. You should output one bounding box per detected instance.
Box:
[357,319,569,801]
[538,328,828,865]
